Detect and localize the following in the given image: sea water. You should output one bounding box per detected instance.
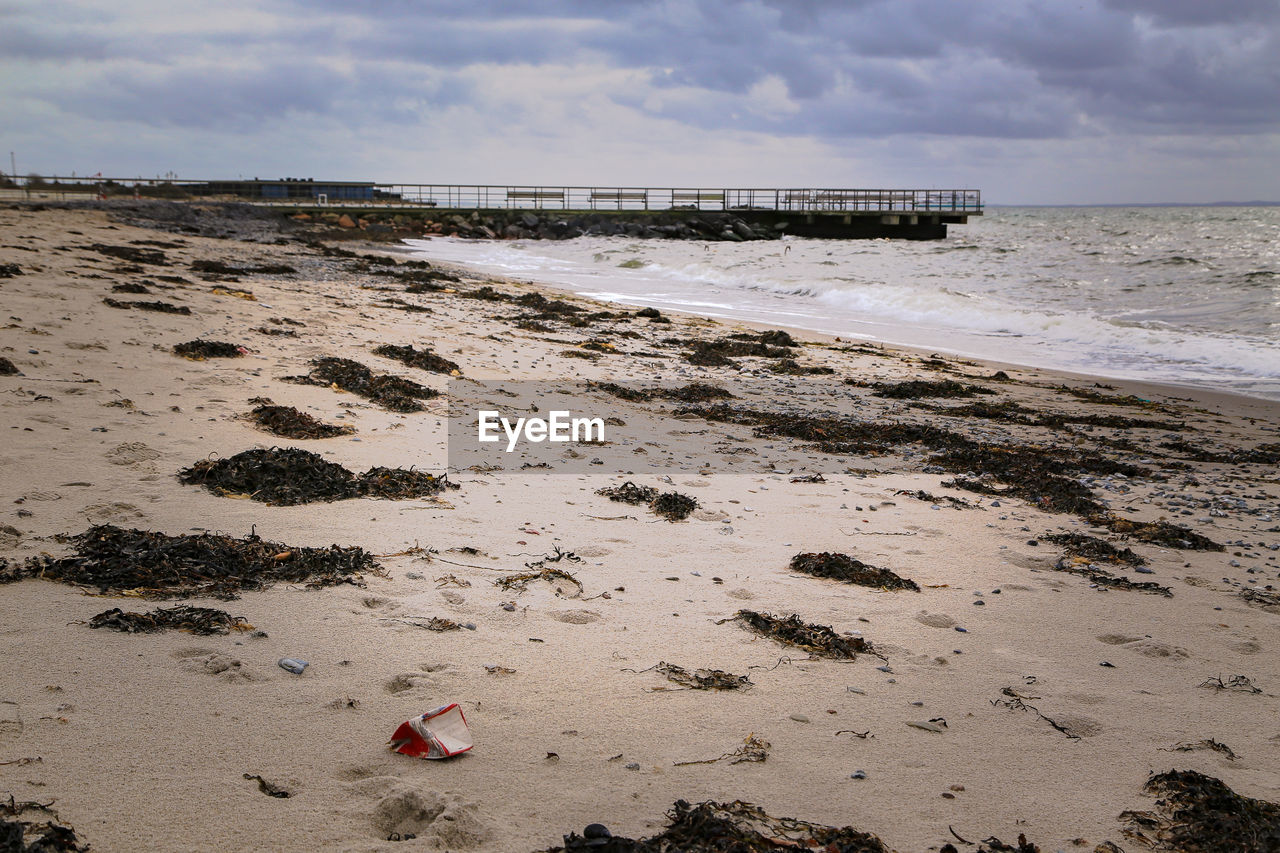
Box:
[405,206,1280,400]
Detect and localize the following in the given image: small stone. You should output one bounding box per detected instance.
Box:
[624,762,640,771]
[973,600,985,606]
[789,713,810,723]
[876,665,892,673]
[850,770,867,780]
[955,626,967,633]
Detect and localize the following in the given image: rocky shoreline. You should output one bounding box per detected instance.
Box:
[298,207,784,242]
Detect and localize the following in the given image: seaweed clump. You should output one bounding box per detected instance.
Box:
[1052,555,1171,597]
[872,378,994,398]
[789,552,919,591]
[23,524,378,598]
[0,799,88,853]
[284,356,438,412]
[372,343,460,375]
[91,243,169,265]
[556,799,890,853]
[1120,769,1280,852]
[178,447,456,505]
[597,482,658,505]
[173,339,244,359]
[593,382,732,403]
[191,259,296,275]
[102,297,192,314]
[180,447,357,504]
[651,492,698,521]
[1103,517,1223,551]
[89,605,252,635]
[596,482,697,521]
[728,610,874,660]
[0,357,21,376]
[685,336,791,364]
[769,358,835,375]
[248,404,354,439]
[357,466,457,500]
[111,282,151,294]
[654,662,751,691]
[1043,533,1145,566]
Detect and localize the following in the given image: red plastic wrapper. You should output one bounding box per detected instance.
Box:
[388,703,473,759]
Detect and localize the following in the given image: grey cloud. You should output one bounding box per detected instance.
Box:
[62,63,352,130]
[1100,0,1280,27]
[8,0,1279,154]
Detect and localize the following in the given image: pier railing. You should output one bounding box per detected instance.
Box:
[8,178,982,215]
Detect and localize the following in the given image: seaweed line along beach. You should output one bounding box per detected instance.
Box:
[1,199,1279,853]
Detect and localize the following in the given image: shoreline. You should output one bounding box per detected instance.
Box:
[395,234,1280,406]
[385,241,1280,419]
[2,202,1278,852]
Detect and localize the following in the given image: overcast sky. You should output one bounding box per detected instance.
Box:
[3,0,1278,204]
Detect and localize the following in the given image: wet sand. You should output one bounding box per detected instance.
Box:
[1,202,1278,852]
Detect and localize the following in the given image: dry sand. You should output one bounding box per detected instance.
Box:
[1,202,1278,852]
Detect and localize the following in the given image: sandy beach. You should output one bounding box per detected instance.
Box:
[2,201,1279,852]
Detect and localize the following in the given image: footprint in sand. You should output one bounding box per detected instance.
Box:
[0,700,22,739]
[915,612,958,629]
[385,673,430,694]
[333,763,395,783]
[1055,715,1103,738]
[550,609,601,624]
[367,784,487,848]
[1228,638,1262,655]
[0,525,21,548]
[176,650,255,681]
[82,502,143,523]
[1096,634,1188,659]
[105,442,161,466]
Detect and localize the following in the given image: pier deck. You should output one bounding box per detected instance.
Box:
[11,178,982,238]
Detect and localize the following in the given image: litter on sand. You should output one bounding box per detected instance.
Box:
[389,703,473,759]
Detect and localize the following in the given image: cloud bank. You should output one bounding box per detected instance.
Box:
[3,0,1278,203]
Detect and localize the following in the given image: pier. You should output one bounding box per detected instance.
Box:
[9,177,982,239]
